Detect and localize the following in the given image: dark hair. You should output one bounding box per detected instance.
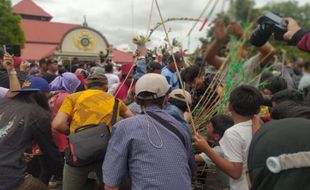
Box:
[271,89,304,105]
[147,62,162,73]
[47,59,57,65]
[264,76,287,94]
[29,63,37,68]
[168,52,183,64]
[0,47,4,59]
[136,91,166,108]
[271,101,300,119]
[229,85,263,116]
[14,92,50,111]
[39,58,47,66]
[271,101,310,120]
[169,98,187,112]
[304,61,310,70]
[210,114,234,137]
[105,64,113,73]
[87,82,106,89]
[181,65,200,83]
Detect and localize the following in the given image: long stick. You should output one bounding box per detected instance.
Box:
[187,0,214,36]
[155,0,197,134]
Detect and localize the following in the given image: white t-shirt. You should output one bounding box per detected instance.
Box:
[105,73,120,89]
[0,87,9,98]
[219,120,252,190]
[298,73,310,90]
[199,146,229,188]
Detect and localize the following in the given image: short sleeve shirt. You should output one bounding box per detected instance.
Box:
[161,66,179,90]
[219,120,252,190]
[59,89,128,133]
[0,87,8,98]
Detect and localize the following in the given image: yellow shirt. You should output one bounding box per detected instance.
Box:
[59,89,128,133]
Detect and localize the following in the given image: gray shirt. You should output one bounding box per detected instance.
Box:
[102,106,195,190]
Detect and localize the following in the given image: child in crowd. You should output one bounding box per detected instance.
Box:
[195,85,263,190]
[195,114,234,188]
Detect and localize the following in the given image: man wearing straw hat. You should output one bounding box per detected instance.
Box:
[103,73,196,190]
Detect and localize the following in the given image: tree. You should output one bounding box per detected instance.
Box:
[256,1,310,59]
[0,0,25,46]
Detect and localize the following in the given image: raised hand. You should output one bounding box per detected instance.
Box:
[283,18,301,41]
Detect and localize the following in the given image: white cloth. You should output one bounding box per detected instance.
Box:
[298,73,310,91]
[219,120,252,190]
[0,87,9,98]
[105,73,120,89]
[199,146,229,188]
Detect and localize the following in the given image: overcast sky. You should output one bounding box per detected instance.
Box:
[11,0,307,52]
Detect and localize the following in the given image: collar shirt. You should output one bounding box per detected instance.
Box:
[102,106,195,190]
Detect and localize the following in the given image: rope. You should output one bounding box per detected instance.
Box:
[154,0,197,134]
[145,0,155,41]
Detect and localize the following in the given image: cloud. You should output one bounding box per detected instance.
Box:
[11,0,309,52]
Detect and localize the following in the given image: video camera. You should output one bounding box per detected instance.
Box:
[250,12,288,47]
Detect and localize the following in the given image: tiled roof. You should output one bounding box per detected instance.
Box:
[12,0,52,19]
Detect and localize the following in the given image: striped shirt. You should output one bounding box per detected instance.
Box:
[102,106,195,190]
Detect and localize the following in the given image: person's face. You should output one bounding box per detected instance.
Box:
[294,64,303,74]
[40,63,47,71]
[49,63,58,72]
[206,123,220,143]
[188,75,205,90]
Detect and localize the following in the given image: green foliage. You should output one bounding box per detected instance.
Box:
[0,0,25,46]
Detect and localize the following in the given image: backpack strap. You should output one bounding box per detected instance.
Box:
[111,98,119,125]
[146,111,186,147]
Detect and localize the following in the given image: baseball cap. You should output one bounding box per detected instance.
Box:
[169,89,192,105]
[14,77,50,92]
[135,73,170,100]
[87,73,108,85]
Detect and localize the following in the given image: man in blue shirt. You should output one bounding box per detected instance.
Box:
[165,89,192,131]
[102,73,195,190]
[161,52,184,90]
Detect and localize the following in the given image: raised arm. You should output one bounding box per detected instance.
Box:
[2,54,21,98]
[204,20,229,70]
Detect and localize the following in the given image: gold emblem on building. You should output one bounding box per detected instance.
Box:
[73,30,96,51]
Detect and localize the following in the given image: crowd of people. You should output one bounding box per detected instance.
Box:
[0,16,310,190]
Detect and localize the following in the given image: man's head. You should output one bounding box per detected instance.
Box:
[135,73,170,109]
[147,61,162,74]
[86,73,108,91]
[229,85,263,117]
[271,89,304,107]
[204,114,234,142]
[104,64,114,74]
[39,58,48,72]
[181,65,205,90]
[169,89,192,112]
[47,59,58,73]
[261,76,287,96]
[303,61,310,74]
[167,52,184,72]
[121,64,134,86]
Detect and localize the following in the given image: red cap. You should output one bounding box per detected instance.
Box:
[13,57,24,68]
